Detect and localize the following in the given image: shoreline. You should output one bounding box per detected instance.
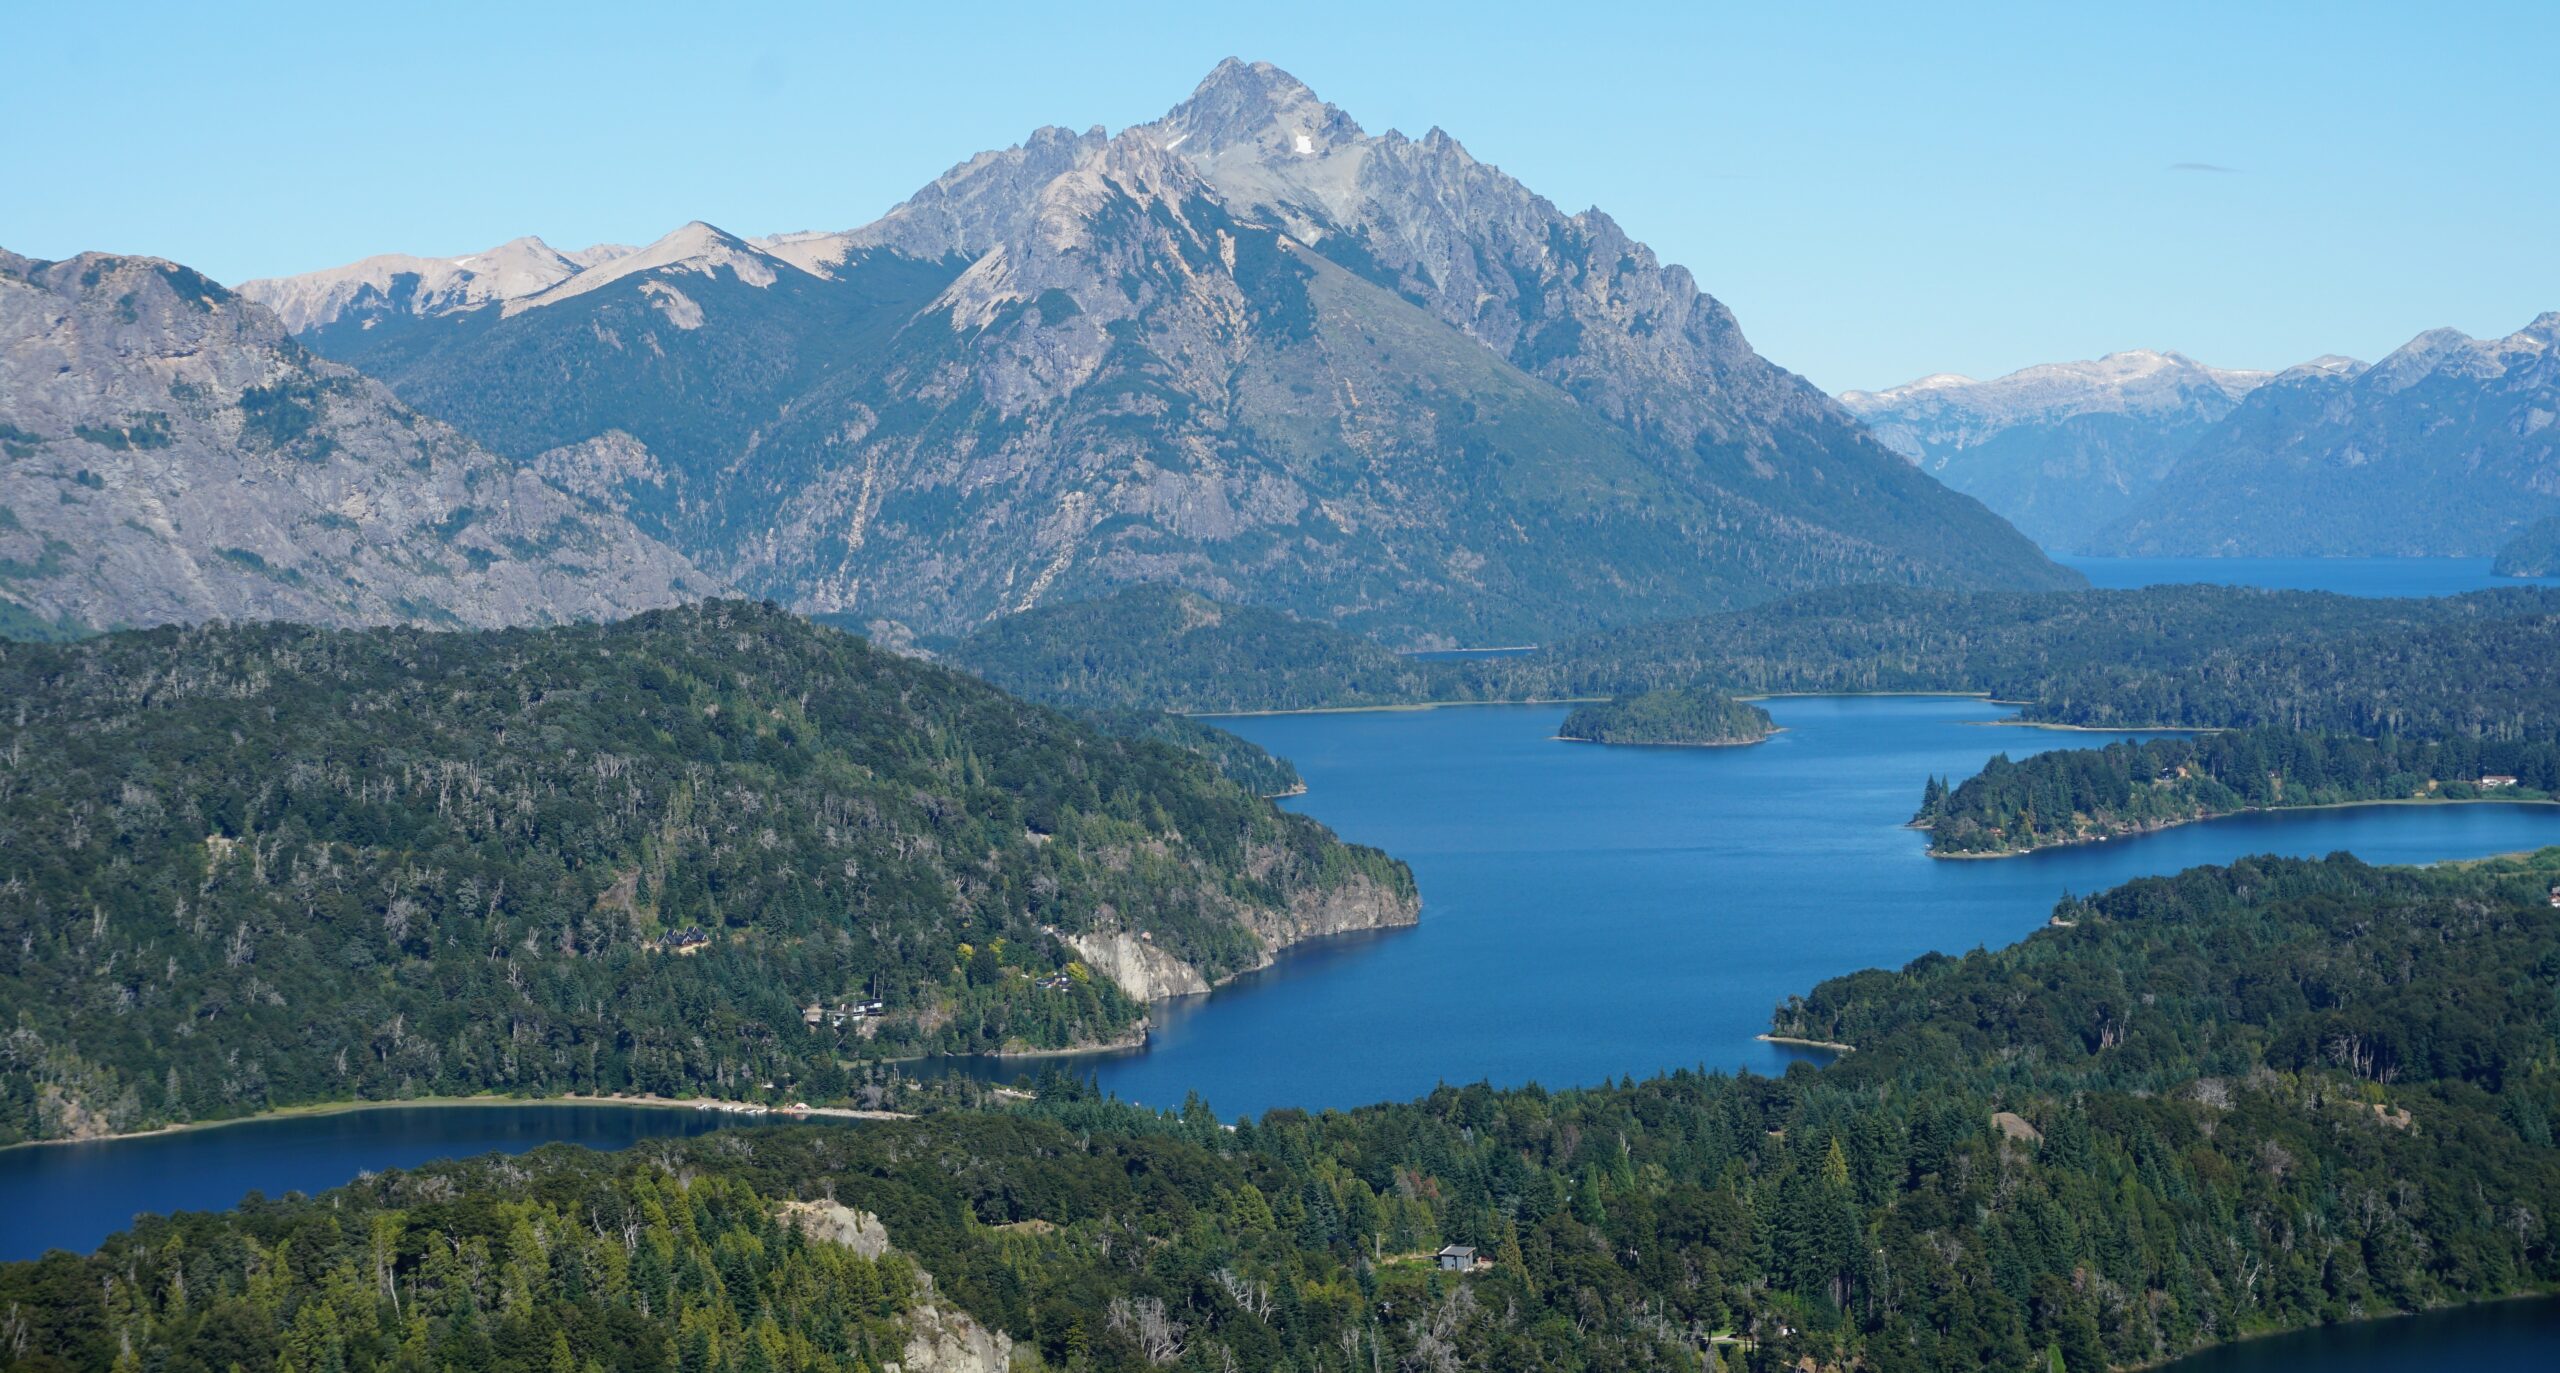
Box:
[3,1092,916,1153]
[1928,795,2560,860]
[2125,1289,2560,1372]
[1555,726,1782,748]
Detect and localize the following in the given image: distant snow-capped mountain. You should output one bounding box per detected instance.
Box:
[1839,350,2275,552]
[2090,317,2558,556]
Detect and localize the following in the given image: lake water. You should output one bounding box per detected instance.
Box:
[0,1103,774,1261]
[2059,553,2558,598]
[2150,1296,2560,1373]
[1009,697,2556,1115]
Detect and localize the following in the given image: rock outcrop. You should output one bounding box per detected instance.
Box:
[1069,863,1419,1004]
[1066,930,1212,1002]
[783,1200,1011,1373]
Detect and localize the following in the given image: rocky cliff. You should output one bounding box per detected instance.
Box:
[1069,860,1418,1004]
[0,249,711,634]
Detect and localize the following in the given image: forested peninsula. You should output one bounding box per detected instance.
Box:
[1917,729,2560,855]
[0,603,1414,1146]
[9,851,2558,1372]
[1556,687,1775,746]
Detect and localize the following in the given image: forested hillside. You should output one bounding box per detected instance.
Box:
[9,852,2557,1372]
[1917,728,2560,855]
[947,586,1440,714]
[0,603,1412,1144]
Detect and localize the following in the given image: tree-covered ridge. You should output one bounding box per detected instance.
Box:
[1916,729,2560,854]
[10,851,2560,1372]
[2495,516,2560,578]
[1066,709,1303,797]
[1476,583,2560,738]
[0,602,1412,1145]
[950,583,2560,742]
[1556,688,1774,747]
[947,586,1441,715]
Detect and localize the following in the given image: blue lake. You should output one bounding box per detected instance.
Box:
[2151,1295,2560,1373]
[2059,553,2558,598]
[1018,696,2558,1115]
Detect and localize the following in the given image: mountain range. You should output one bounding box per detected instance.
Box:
[1846,316,2560,557]
[1839,349,2272,551]
[244,59,2073,645]
[0,249,710,636]
[2094,316,2559,556]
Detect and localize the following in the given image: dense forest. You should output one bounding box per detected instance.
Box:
[1065,710,1303,798]
[1917,728,2560,854]
[7,851,2557,1372]
[946,586,1445,715]
[0,603,1411,1145]
[1556,688,1774,747]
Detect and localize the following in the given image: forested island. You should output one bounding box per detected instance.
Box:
[2495,516,2560,577]
[9,850,2557,1372]
[1917,728,2560,855]
[0,603,1413,1145]
[1556,687,1775,746]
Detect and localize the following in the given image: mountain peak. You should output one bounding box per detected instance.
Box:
[1159,57,1360,158]
[503,220,795,317]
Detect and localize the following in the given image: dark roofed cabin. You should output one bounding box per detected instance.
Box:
[1435,1244,1477,1271]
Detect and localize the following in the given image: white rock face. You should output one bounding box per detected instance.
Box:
[1067,930,1212,1001]
[234,236,635,331]
[0,249,713,633]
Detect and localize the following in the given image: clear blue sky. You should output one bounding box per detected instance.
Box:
[9,1,2554,391]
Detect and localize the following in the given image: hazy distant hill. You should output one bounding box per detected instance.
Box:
[258,60,2074,645]
[2091,316,2560,556]
[0,249,710,636]
[1839,350,2272,552]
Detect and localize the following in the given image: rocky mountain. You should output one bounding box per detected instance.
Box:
[0,248,711,635]
[2091,318,2558,555]
[260,59,2075,645]
[1839,350,2273,551]
[233,234,633,332]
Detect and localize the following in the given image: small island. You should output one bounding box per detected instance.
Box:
[2493,515,2560,577]
[1557,686,1776,747]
